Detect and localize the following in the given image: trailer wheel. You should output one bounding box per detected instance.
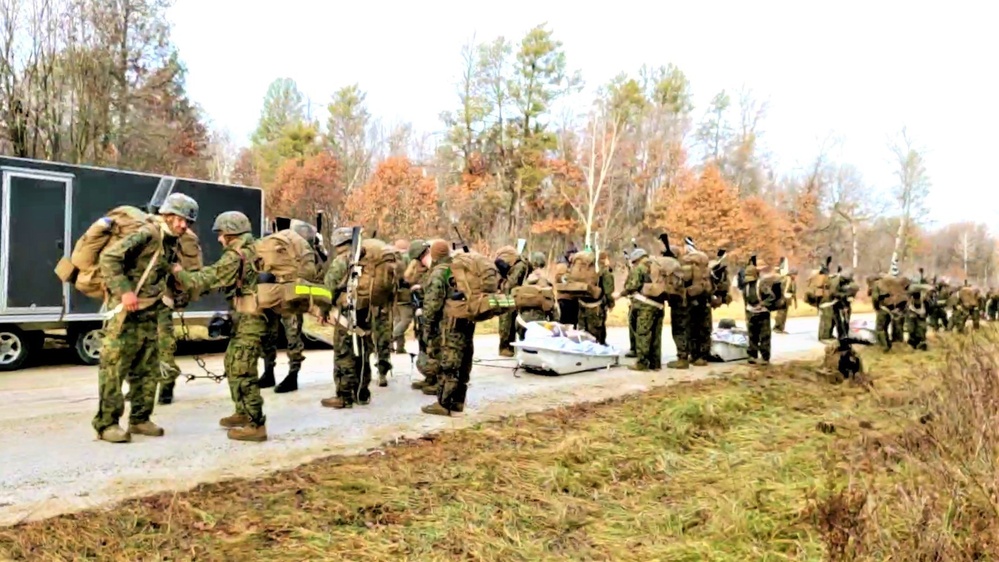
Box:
[0,326,35,371]
[71,326,103,366]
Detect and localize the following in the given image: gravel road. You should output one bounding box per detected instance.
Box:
[0,313,869,526]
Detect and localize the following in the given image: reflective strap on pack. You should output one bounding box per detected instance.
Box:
[632,294,664,310]
[294,284,333,300]
[579,300,602,309]
[488,295,516,307]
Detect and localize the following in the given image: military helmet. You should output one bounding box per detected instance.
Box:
[408,239,428,260]
[331,227,355,248]
[629,248,647,263]
[159,193,198,222]
[529,251,547,268]
[211,211,251,235]
[289,219,317,244]
[838,268,854,282]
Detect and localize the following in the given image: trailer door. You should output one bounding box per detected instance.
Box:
[0,167,72,314]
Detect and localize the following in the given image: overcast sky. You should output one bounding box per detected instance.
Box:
[168,0,997,228]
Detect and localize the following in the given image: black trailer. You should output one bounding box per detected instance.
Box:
[0,156,264,371]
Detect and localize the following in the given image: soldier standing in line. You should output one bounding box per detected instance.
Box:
[392,239,416,354]
[496,247,530,356]
[320,228,376,408]
[905,282,929,350]
[173,210,268,442]
[95,193,198,443]
[950,280,981,333]
[517,252,556,325]
[577,252,615,345]
[740,256,777,366]
[928,278,951,331]
[772,258,796,334]
[555,246,580,327]
[422,240,476,416]
[413,240,447,395]
[682,237,712,367]
[614,249,664,371]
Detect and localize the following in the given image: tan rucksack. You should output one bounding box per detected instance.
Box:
[513,270,555,312]
[680,250,711,298]
[351,238,398,309]
[444,251,515,321]
[876,276,909,308]
[176,229,203,271]
[641,255,686,299]
[805,271,830,306]
[56,206,161,300]
[558,250,602,299]
[958,286,980,308]
[255,230,331,313]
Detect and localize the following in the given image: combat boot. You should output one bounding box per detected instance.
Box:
[628,363,649,372]
[258,366,276,389]
[274,368,299,394]
[394,339,407,354]
[422,402,452,417]
[227,424,267,442]
[320,396,353,409]
[99,425,131,443]
[422,383,440,395]
[378,371,389,387]
[157,382,174,405]
[129,421,165,437]
[667,358,689,370]
[625,350,637,358]
[692,358,708,367]
[499,348,515,358]
[747,356,758,365]
[411,379,427,390]
[219,413,251,428]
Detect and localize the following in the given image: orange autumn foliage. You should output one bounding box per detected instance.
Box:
[740,196,788,267]
[271,151,343,222]
[346,156,440,239]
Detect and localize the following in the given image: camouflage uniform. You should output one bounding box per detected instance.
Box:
[552,261,579,327]
[498,256,530,356]
[155,305,180,404]
[404,243,438,393]
[421,254,477,416]
[517,253,556,326]
[741,265,776,364]
[773,274,796,333]
[620,251,664,371]
[627,302,638,358]
[928,282,951,331]
[577,266,615,346]
[372,305,394,386]
[392,243,417,353]
[905,287,929,350]
[93,194,197,443]
[871,275,906,352]
[320,229,375,408]
[176,211,267,442]
[987,289,999,321]
[950,286,981,333]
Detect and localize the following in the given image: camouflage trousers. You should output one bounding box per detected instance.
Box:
[93,307,160,434]
[392,304,414,351]
[905,312,928,350]
[928,303,949,331]
[987,301,998,321]
[634,300,664,370]
[518,307,551,325]
[558,298,579,327]
[156,306,180,398]
[436,318,476,411]
[372,306,393,375]
[417,326,441,388]
[262,311,305,373]
[668,297,688,360]
[577,301,608,345]
[226,312,267,425]
[747,311,772,361]
[875,309,898,351]
[686,299,712,362]
[891,313,905,343]
[773,306,789,332]
[334,308,374,404]
[818,306,834,340]
[628,302,638,353]
[951,306,980,333]
[498,309,517,353]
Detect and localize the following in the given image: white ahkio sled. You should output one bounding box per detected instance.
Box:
[512,321,620,376]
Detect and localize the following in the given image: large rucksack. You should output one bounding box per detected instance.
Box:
[958,286,980,308]
[56,205,162,300]
[355,239,398,308]
[557,250,602,299]
[876,276,909,308]
[255,229,331,313]
[512,269,555,312]
[444,251,515,322]
[176,229,203,271]
[805,271,830,307]
[680,250,711,298]
[641,255,686,299]
[758,273,785,311]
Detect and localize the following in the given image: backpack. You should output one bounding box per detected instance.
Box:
[254,229,331,313]
[641,256,686,299]
[958,286,980,308]
[57,206,161,300]
[177,229,203,271]
[680,250,711,298]
[444,251,515,322]
[805,271,830,307]
[558,250,602,299]
[758,273,785,311]
[354,239,398,309]
[513,270,555,312]
[876,276,909,308]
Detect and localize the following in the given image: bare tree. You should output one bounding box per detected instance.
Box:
[888,127,931,264]
[828,164,885,269]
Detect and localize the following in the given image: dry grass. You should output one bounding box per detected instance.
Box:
[4,323,988,561]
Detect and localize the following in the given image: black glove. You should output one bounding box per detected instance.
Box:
[495,258,511,278]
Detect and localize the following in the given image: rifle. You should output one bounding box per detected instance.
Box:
[658,233,676,258]
[453,225,469,253]
[344,226,364,355]
[314,211,328,263]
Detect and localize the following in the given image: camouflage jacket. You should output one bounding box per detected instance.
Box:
[621,260,651,297]
[743,279,778,312]
[502,260,530,294]
[598,269,616,307]
[99,217,175,302]
[323,250,350,305]
[175,233,258,303]
[422,256,453,326]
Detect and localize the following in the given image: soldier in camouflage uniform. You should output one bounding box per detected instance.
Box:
[577,253,615,345]
[615,249,664,371]
[422,241,476,416]
[497,250,531,357]
[741,257,777,365]
[950,281,981,333]
[927,278,951,331]
[516,252,555,325]
[987,288,999,321]
[905,283,929,350]
[393,239,416,353]
[870,262,906,352]
[173,211,268,442]
[94,193,198,443]
[321,228,376,408]
[260,219,322,394]
[682,238,712,366]
[372,305,394,387]
[155,306,180,405]
[772,259,796,334]
[405,241,436,392]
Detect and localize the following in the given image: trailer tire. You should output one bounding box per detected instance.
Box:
[0,326,37,371]
[70,325,103,366]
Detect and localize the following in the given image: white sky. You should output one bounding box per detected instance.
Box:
[168,0,998,228]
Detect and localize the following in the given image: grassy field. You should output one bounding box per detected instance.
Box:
[4,324,994,560]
